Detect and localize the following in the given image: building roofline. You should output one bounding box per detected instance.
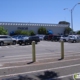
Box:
[0,22,69,27]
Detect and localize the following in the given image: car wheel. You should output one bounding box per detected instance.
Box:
[12,41,16,45]
[35,42,37,44]
[0,42,4,46]
[29,42,32,45]
[63,39,66,42]
[19,43,22,45]
[19,42,22,45]
[73,40,76,43]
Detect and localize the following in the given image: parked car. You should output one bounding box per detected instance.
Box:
[60,35,69,42]
[12,35,26,43]
[44,35,49,40]
[68,35,80,43]
[36,34,45,40]
[44,34,61,41]
[44,34,54,41]
[17,36,40,45]
[52,35,61,41]
[0,35,16,46]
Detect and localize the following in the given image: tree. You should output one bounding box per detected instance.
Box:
[38,27,47,34]
[21,30,30,35]
[64,27,72,35]
[58,21,70,25]
[0,26,8,35]
[15,30,30,35]
[29,30,35,36]
[77,30,80,34]
[15,30,22,35]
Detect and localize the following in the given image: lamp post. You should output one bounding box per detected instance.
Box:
[64,3,80,33]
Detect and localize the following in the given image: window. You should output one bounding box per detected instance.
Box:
[7,36,11,38]
[23,24,25,25]
[25,24,27,25]
[15,23,17,25]
[13,23,15,25]
[0,36,7,38]
[8,23,9,25]
[5,23,7,25]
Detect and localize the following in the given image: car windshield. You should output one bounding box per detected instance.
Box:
[0,36,7,38]
[69,36,75,38]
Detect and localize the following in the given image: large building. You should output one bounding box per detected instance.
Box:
[0,22,69,35]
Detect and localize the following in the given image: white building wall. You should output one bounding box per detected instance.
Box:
[0,22,69,34]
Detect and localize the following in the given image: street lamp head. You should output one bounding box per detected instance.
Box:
[63,8,68,10]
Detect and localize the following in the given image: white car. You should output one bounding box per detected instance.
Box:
[60,35,69,42]
[68,35,80,43]
[0,35,16,46]
[36,34,45,40]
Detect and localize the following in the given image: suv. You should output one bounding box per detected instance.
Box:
[0,35,16,46]
[17,36,40,45]
[68,35,80,43]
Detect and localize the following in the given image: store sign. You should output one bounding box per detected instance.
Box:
[17,27,28,30]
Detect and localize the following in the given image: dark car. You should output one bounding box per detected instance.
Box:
[44,34,56,41]
[44,35,53,40]
[17,36,40,45]
[52,35,61,41]
[44,35,49,40]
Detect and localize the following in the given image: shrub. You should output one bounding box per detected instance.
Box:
[29,30,35,36]
[0,26,8,35]
[38,27,47,34]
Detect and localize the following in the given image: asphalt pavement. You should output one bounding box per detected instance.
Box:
[0,41,80,80]
[1,58,80,80]
[0,41,80,63]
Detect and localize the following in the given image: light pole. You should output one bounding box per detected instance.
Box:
[64,3,80,32]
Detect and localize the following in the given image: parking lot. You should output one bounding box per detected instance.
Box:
[0,41,80,63]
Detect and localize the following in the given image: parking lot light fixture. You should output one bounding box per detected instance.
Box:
[64,3,80,33]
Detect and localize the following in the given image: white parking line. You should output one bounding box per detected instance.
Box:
[5,46,9,48]
[1,54,80,64]
[1,52,78,61]
[2,51,80,59]
[0,57,80,69]
[54,74,73,79]
[0,54,60,61]
[1,55,80,64]
[11,46,16,48]
[0,63,80,78]
[3,53,58,58]
[0,47,2,48]
[0,50,80,56]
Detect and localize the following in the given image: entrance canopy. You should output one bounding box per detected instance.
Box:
[47,30,53,34]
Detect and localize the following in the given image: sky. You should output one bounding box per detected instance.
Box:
[0,0,80,31]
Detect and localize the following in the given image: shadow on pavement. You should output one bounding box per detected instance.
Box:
[2,71,60,80]
[37,71,60,80]
[69,77,74,80]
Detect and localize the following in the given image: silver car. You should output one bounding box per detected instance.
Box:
[0,35,16,46]
[68,35,80,43]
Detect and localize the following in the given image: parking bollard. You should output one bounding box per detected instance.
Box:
[61,41,64,59]
[32,41,36,62]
